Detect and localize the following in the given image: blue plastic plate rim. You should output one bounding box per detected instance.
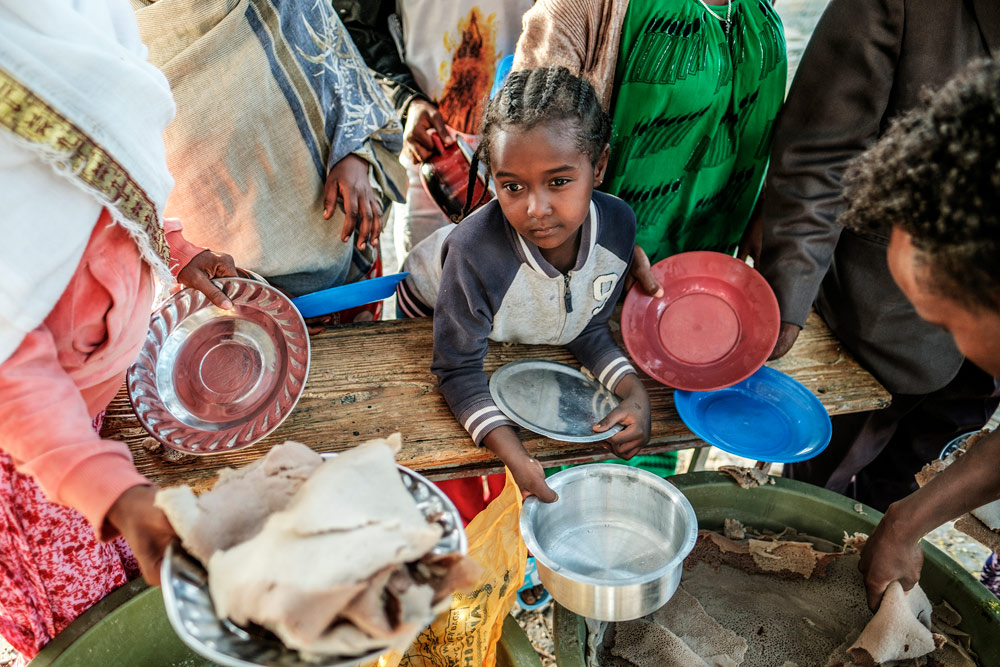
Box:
[290,272,408,318]
[674,365,832,463]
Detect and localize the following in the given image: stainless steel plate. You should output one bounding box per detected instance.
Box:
[489,360,624,443]
[127,278,310,454]
[161,463,467,667]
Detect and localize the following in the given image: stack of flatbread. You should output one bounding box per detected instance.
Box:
[156,435,480,660]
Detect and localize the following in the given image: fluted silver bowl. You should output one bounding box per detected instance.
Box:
[520,464,697,622]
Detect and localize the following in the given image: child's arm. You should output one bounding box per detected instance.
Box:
[565,280,651,461]
[163,218,239,309]
[431,242,558,502]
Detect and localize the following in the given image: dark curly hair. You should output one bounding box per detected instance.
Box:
[841,58,1000,312]
[463,66,611,215]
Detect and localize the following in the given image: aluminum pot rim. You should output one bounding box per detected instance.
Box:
[520,464,698,588]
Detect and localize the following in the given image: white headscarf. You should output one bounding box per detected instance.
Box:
[0,0,176,364]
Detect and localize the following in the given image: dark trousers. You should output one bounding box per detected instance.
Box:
[785,360,1000,512]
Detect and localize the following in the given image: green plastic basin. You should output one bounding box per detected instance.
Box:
[31,580,542,667]
[553,471,1000,667]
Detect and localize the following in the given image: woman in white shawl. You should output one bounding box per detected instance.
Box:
[0,0,237,658]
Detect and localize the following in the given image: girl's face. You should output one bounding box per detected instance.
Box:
[490,121,609,262]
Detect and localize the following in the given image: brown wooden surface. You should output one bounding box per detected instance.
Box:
[101,310,889,493]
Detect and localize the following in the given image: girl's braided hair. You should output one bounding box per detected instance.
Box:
[841,58,1000,311]
[463,66,611,216]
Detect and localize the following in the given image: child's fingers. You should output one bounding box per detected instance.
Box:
[593,406,628,432]
[611,438,643,460]
[527,480,559,503]
[356,196,373,250]
[370,200,383,248]
[189,274,233,310]
[428,115,452,145]
[324,178,340,220]
[340,188,358,242]
[629,244,664,298]
[409,125,437,154]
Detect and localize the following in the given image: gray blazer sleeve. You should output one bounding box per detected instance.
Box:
[564,291,636,393]
[759,0,903,327]
[431,236,516,445]
[565,201,637,391]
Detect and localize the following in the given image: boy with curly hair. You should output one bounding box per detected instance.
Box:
[838,59,1000,608]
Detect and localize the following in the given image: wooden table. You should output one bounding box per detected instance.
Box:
[101,310,890,494]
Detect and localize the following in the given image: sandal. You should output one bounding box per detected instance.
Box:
[516,556,552,611]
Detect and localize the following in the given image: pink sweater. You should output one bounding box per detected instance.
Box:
[0,211,203,539]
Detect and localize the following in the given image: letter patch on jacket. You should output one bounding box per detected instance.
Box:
[592,274,618,314]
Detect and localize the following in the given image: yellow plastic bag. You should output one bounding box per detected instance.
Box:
[375,468,527,667]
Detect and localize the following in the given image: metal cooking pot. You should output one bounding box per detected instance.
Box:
[419,132,494,222]
[520,464,698,622]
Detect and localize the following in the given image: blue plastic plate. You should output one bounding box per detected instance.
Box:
[674,365,832,463]
[290,272,408,318]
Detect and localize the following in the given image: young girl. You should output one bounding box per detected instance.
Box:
[397,66,651,506]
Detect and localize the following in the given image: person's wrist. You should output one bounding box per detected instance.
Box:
[405,97,432,118]
[106,484,154,533]
[880,499,923,546]
[615,372,643,397]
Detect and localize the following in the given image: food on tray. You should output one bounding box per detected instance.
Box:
[156,435,480,660]
[590,523,978,667]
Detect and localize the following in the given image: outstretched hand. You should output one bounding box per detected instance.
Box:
[858,508,923,611]
[177,249,239,309]
[769,322,802,360]
[483,426,558,503]
[106,484,177,587]
[325,154,383,251]
[508,455,559,503]
[403,98,451,163]
[593,373,651,460]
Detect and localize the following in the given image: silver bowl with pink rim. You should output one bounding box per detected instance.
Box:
[127,278,309,454]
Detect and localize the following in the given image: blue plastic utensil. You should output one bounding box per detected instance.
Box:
[674,365,832,463]
[290,272,408,319]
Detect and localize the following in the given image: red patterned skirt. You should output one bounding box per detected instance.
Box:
[0,416,138,660]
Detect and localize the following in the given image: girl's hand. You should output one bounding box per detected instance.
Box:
[403,99,452,163]
[624,244,663,298]
[483,426,558,503]
[593,373,651,460]
[508,455,558,503]
[177,249,239,309]
[736,210,763,266]
[106,485,177,587]
[325,154,383,251]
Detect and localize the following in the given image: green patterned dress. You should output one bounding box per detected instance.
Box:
[605,0,785,477]
[605,0,786,263]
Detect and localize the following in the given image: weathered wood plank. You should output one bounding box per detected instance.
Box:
[102,310,888,493]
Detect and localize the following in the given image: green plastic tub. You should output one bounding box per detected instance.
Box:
[31,580,542,667]
[553,471,1000,666]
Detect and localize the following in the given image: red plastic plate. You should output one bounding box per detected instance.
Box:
[622,252,780,391]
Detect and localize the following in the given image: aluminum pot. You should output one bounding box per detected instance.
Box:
[520,464,698,622]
